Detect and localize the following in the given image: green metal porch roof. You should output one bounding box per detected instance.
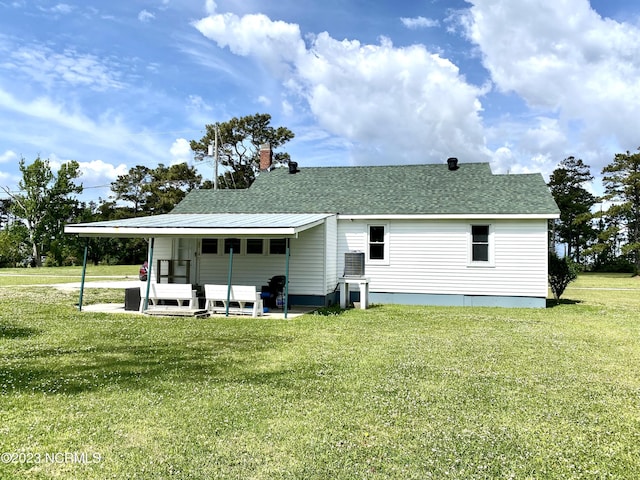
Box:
[65,213,333,237]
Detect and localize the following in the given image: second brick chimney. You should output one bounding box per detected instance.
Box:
[259,143,272,171]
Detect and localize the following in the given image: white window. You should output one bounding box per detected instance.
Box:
[246,239,264,255]
[201,238,219,254]
[469,224,493,266]
[269,238,287,255]
[224,238,241,254]
[367,224,389,264]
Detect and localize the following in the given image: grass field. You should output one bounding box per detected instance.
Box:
[0,269,639,479]
[0,265,139,286]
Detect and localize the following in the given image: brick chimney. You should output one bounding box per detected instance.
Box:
[259,143,272,171]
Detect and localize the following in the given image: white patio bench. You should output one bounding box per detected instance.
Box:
[204,284,263,317]
[145,283,198,310]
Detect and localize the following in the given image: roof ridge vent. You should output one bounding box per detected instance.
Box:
[447,157,459,171]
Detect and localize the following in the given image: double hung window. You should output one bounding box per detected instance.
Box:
[470,225,491,264]
[367,225,389,264]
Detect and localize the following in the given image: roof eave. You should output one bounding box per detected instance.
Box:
[64,226,302,238]
[338,213,560,220]
[63,215,330,238]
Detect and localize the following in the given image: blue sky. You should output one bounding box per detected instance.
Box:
[1,0,639,203]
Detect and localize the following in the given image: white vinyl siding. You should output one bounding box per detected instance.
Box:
[337,219,549,298]
[289,225,327,295]
[196,225,327,296]
[148,237,173,284]
[324,215,338,294]
[150,216,549,302]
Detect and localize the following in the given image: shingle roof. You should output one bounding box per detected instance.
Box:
[172,162,560,216]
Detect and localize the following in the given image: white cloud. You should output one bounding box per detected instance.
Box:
[186,94,212,112]
[204,0,217,15]
[36,3,73,14]
[521,117,567,153]
[0,86,168,182]
[78,159,127,179]
[0,41,125,91]
[0,87,108,137]
[401,16,439,29]
[465,0,640,166]
[55,157,123,184]
[138,10,155,23]
[169,138,193,165]
[281,99,293,116]
[0,149,18,164]
[192,12,306,77]
[193,11,489,164]
[75,159,128,200]
[50,4,73,14]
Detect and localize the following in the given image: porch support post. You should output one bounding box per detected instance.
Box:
[142,237,154,312]
[78,238,89,311]
[225,246,233,317]
[284,238,290,319]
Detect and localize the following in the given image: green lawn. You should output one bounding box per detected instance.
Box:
[0,271,639,479]
[0,264,140,286]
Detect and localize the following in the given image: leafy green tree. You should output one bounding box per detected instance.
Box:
[2,157,82,267]
[91,163,202,265]
[585,209,622,270]
[145,163,202,214]
[190,113,295,189]
[0,198,12,228]
[601,148,640,273]
[73,200,148,266]
[548,252,579,303]
[0,222,29,267]
[110,165,152,215]
[548,156,596,264]
[110,163,202,215]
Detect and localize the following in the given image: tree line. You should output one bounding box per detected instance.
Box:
[548,149,640,274]
[0,113,294,267]
[1,111,638,273]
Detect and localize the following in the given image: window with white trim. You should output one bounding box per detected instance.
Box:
[367,224,389,264]
[269,238,287,255]
[224,238,241,254]
[201,238,218,254]
[470,225,491,264]
[246,238,264,255]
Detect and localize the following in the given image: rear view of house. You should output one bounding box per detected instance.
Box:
[66,155,560,309]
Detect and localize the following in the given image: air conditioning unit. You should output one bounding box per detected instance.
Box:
[344,251,365,277]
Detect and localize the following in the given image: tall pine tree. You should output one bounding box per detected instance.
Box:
[601,148,640,273]
[548,156,596,264]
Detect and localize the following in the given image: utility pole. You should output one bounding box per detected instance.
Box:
[207,124,220,190]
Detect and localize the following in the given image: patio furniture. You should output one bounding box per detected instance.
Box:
[261,275,287,309]
[146,283,198,309]
[204,284,264,317]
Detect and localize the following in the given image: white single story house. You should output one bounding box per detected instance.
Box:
[65,150,560,310]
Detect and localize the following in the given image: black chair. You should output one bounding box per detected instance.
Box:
[261,275,287,308]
